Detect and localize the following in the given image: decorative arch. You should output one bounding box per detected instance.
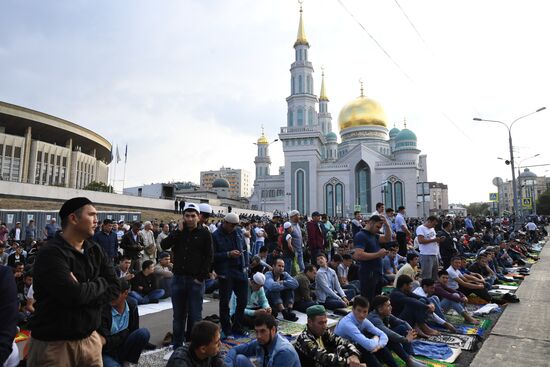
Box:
[385,175,404,209]
[355,161,371,213]
[295,169,306,215]
[324,177,345,217]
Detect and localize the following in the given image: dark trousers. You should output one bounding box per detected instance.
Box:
[359,344,398,367]
[102,328,150,366]
[294,300,317,313]
[398,303,429,327]
[359,270,383,303]
[396,232,407,256]
[171,275,205,347]
[459,285,492,302]
[387,324,414,362]
[219,275,248,334]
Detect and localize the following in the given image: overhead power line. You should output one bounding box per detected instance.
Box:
[392,0,433,54]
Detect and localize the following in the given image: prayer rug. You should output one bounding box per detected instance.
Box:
[443,319,492,336]
[137,297,210,316]
[391,352,456,367]
[425,332,477,351]
[277,320,307,336]
[15,330,30,343]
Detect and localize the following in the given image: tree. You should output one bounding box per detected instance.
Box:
[83,181,113,193]
[537,189,550,215]
[465,202,491,217]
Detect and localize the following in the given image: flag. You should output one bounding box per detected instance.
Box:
[124,144,128,163]
[116,145,121,163]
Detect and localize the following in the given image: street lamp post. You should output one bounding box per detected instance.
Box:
[473,107,546,229]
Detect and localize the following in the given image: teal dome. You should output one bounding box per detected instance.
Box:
[389,127,401,139]
[325,131,337,142]
[212,178,230,188]
[395,128,417,141]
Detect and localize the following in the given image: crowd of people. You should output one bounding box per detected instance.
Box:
[0,197,547,367]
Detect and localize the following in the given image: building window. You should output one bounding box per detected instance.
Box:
[291,76,295,95]
[308,107,314,125]
[307,76,312,94]
[296,169,305,215]
[297,108,304,126]
[355,161,371,213]
[394,181,404,208]
[384,181,393,209]
[335,183,344,217]
[325,184,334,217]
[288,109,294,126]
[298,75,303,93]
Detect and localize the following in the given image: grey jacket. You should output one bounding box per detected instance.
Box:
[166,344,225,367]
[367,310,411,344]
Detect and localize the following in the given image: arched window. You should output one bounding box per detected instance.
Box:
[384,181,393,209]
[298,75,303,93]
[325,184,334,217]
[335,183,344,217]
[291,76,295,95]
[394,181,404,208]
[355,161,371,213]
[296,170,305,215]
[295,49,298,61]
[297,108,304,126]
[307,76,312,94]
[288,109,294,126]
[304,49,308,61]
[308,107,314,125]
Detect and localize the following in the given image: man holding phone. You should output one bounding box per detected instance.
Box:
[353,215,392,302]
[416,216,444,281]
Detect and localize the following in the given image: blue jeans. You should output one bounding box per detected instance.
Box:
[219,274,248,335]
[294,299,318,313]
[171,275,205,347]
[266,288,294,309]
[322,295,346,310]
[129,289,165,305]
[440,298,465,314]
[102,328,150,366]
[283,256,295,274]
[295,248,305,272]
[428,295,446,320]
[234,354,256,367]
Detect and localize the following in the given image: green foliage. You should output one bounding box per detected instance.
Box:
[83,181,113,192]
[466,202,491,217]
[537,189,550,215]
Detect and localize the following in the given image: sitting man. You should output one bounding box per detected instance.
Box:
[166,320,225,367]
[412,279,456,333]
[115,256,135,281]
[381,245,399,285]
[129,260,165,305]
[225,313,300,367]
[334,296,398,367]
[446,256,497,304]
[468,253,496,288]
[337,254,361,296]
[264,258,299,321]
[99,279,151,366]
[230,272,271,328]
[389,275,440,337]
[295,305,365,367]
[248,255,271,278]
[394,253,420,289]
[434,270,477,324]
[316,253,350,310]
[368,296,426,367]
[294,264,318,313]
[154,252,174,298]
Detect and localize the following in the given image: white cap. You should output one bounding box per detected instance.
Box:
[289,210,300,217]
[252,272,266,286]
[183,203,200,213]
[199,203,212,214]
[283,221,292,229]
[224,213,240,224]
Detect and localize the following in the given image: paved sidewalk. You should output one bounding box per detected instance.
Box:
[471,236,550,367]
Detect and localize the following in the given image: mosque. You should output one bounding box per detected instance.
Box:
[249,6,428,217]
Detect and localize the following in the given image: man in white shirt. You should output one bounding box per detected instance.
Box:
[141,221,157,263]
[416,216,444,281]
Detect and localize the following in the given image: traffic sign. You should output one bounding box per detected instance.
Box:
[354,205,362,212]
[489,193,498,202]
[522,198,532,208]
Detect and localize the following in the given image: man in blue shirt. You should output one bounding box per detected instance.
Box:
[334,296,398,367]
[464,215,474,237]
[93,219,119,264]
[225,314,300,367]
[394,207,411,256]
[43,218,59,240]
[353,215,392,302]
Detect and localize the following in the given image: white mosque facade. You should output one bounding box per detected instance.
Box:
[249,7,428,217]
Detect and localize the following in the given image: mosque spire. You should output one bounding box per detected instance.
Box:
[294,0,309,47]
[319,67,329,101]
[359,78,364,97]
[403,117,407,129]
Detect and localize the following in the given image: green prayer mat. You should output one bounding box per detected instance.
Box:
[277,320,306,336]
[391,352,456,367]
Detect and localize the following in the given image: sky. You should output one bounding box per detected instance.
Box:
[1,0,549,204]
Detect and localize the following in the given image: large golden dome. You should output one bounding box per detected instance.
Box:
[338,96,387,130]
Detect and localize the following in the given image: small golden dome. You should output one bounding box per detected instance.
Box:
[257,132,269,145]
[338,96,387,130]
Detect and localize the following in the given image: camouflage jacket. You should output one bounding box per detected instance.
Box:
[294,327,361,367]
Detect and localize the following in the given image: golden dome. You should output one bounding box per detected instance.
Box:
[257,132,269,145]
[338,96,387,130]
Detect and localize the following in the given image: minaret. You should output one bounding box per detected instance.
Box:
[318,67,332,135]
[286,3,318,128]
[254,127,271,178]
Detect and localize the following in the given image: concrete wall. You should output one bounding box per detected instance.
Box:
[0,181,269,217]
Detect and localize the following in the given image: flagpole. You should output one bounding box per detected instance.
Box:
[122,144,128,192]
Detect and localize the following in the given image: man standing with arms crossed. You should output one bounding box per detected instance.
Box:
[416,216,444,281]
[353,215,392,302]
[28,197,120,366]
[161,203,213,347]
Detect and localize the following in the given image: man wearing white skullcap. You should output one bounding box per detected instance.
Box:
[229,272,272,329]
